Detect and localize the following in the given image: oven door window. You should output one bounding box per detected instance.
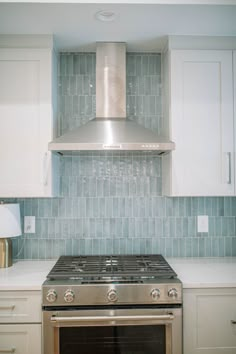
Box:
[60,325,166,354]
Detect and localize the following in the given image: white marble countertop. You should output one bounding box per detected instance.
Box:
[167,257,236,288]
[0,258,236,291]
[0,260,56,291]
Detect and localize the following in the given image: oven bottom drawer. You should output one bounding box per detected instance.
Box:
[43,307,182,354]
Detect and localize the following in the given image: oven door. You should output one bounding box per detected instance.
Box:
[43,307,182,354]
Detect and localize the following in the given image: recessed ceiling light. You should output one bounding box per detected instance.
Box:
[95,10,116,22]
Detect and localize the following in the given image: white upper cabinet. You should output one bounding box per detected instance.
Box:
[163,49,234,196]
[0,37,59,197]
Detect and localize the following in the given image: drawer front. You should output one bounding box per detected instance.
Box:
[0,323,41,354]
[0,291,41,323]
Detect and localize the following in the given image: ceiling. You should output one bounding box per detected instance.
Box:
[0,1,236,51]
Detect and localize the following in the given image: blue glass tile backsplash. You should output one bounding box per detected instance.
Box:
[12,52,236,259]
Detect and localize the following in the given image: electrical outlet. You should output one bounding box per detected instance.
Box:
[197,215,208,233]
[24,216,35,234]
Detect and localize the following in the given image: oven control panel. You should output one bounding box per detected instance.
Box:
[43,281,182,306]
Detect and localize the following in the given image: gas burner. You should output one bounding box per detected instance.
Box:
[46,255,177,280]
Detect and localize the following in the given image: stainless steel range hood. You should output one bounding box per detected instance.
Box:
[49,42,175,155]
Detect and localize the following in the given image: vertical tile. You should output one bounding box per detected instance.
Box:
[179,239,186,257]
[224,197,232,216]
[225,237,232,256]
[173,239,180,257]
[133,239,140,254]
[219,237,225,256]
[175,218,183,238]
[199,238,206,257]
[188,217,196,237]
[215,217,222,236]
[152,238,160,254]
[129,218,135,238]
[205,238,212,257]
[145,239,152,254]
[232,198,236,216]
[185,238,193,257]
[165,238,173,257]
[155,218,163,237]
[232,237,236,256]
[192,238,199,257]
[135,55,142,76]
[159,238,166,255]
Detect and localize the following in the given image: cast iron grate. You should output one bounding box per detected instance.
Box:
[46,255,177,280]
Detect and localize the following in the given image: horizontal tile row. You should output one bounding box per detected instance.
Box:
[60,155,162,177]
[61,178,162,197]
[58,75,161,98]
[59,53,161,77]
[18,197,236,218]
[13,236,236,259]
[127,75,161,96]
[126,54,161,76]
[59,75,96,96]
[59,96,95,122]
[59,53,96,76]
[27,216,235,239]
[127,95,162,118]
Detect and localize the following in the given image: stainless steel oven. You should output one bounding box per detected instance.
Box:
[42,255,183,354]
[43,306,182,354]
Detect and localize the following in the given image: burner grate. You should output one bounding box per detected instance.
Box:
[47,255,177,280]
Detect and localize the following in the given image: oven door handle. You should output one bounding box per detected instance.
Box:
[50,313,175,325]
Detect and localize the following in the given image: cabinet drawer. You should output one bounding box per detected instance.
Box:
[0,291,41,323]
[0,323,41,354]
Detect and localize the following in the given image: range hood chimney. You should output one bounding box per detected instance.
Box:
[49,42,175,154]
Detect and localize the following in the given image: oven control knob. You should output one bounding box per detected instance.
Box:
[168,288,178,299]
[46,289,57,303]
[107,289,118,302]
[64,289,75,303]
[150,288,160,301]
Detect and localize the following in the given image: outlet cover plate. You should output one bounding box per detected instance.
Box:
[24,216,35,234]
[197,215,208,233]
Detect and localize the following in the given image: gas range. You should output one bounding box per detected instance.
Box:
[42,255,182,307]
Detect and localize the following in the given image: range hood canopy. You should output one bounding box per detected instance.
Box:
[49,42,175,155]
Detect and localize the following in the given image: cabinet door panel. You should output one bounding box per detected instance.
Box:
[197,294,236,349]
[0,48,59,197]
[164,50,234,196]
[0,60,40,188]
[184,288,236,354]
[0,324,41,354]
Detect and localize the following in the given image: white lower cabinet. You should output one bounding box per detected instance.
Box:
[0,324,41,354]
[0,291,42,354]
[183,288,236,354]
